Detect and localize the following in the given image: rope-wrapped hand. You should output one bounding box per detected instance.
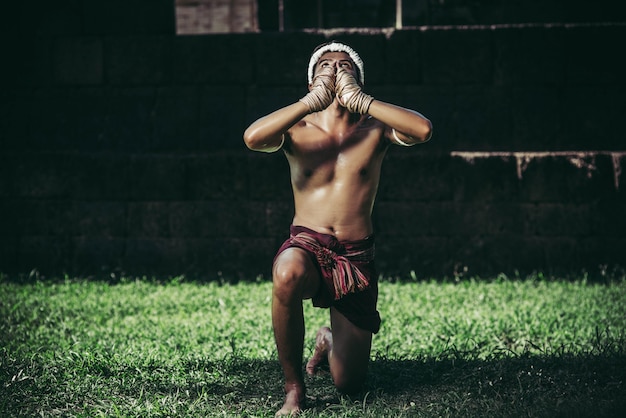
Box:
[299,66,336,113]
[335,68,374,115]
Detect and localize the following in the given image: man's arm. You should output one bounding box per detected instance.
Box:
[335,68,432,146]
[368,101,433,146]
[244,67,336,153]
[243,102,309,153]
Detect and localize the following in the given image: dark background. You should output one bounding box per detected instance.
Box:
[1,0,625,280]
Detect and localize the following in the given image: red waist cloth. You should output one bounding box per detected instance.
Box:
[275,225,381,334]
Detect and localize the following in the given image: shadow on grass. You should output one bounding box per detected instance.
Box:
[205,351,626,417]
[2,351,625,417]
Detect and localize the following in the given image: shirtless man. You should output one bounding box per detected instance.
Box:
[243,41,432,416]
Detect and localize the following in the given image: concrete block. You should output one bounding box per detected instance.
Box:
[422,28,492,85]
[592,203,626,238]
[106,36,171,85]
[124,238,185,275]
[71,155,130,200]
[0,155,15,196]
[477,235,547,275]
[542,237,587,273]
[72,237,125,274]
[222,238,278,280]
[374,202,431,237]
[561,87,626,150]
[240,201,271,238]
[18,236,72,274]
[83,0,175,35]
[102,87,156,151]
[509,87,562,151]
[375,236,449,278]
[580,237,626,271]
[1,91,38,151]
[186,155,248,200]
[152,86,201,151]
[2,38,54,86]
[0,199,47,236]
[447,234,547,276]
[127,202,170,237]
[392,85,457,152]
[73,201,127,237]
[378,153,454,202]
[199,85,249,151]
[254,33,326,85]
[0,236,18,273]
[447,154,520,202]
[561,1,626,23]
[519,153,615,203]
[494,27,565,86]
[245,85,303,124]
[564,26,626,86]
[54,37,103,85]
[128,156,186,200]
[144,237,258,278]
[169,201,249,238]
[264,201,295,237]
[246,153,292,200]
[13,154,73,198]
[386,30,422,84]
[617,154,626,203]
[7,0,82,36]
[421,202,511,237]
[454,86,512,150]
[171,35,254,84]
[46,201,76,236]
[28,88,112,151]
[525,203,593,237]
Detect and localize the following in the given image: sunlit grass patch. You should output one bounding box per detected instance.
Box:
[1,274,625,417]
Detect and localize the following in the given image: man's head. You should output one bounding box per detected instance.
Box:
[307,41,365,86]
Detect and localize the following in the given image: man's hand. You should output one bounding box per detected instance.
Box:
[299,66,336,113]
[335,68,374,115]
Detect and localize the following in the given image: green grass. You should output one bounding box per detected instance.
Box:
[1,274,625,417]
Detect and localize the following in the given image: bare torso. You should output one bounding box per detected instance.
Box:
[284,112,389,241]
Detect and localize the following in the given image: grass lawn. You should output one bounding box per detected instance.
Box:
[1,274,625,417]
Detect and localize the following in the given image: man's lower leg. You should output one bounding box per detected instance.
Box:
[272,294,306,415]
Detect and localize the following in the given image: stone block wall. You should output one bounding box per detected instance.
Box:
[1,1,625,280]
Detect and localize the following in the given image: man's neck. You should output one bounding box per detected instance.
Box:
[313,100,362,130]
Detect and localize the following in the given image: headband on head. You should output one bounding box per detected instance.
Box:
[307,42,365,85]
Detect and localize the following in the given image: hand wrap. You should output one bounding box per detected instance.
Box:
[299,66,335,113]
[336,68,374,115]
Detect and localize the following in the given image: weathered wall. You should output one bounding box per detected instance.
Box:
[1,1,625,279]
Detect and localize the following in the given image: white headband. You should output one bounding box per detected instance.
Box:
[307,42,365,85]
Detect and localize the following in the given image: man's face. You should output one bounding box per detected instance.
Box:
[313,51,359,82]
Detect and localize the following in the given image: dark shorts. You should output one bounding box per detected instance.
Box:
[274,225,381,334]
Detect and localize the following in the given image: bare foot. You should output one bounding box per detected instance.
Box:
[275,383,305,417]
[306,326,332,376]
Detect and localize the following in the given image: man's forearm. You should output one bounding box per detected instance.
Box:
[243,102,309,152]
[367,100,432,144]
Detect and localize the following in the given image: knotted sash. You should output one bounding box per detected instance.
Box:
[288,230,375,300]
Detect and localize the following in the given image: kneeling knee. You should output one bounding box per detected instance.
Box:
[273,264,306,301]
[333,374,365,395]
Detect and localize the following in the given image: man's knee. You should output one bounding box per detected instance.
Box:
[272,250,317,302]
[333,371,367,395]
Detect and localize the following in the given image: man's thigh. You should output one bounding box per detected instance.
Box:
[329,307,373,392]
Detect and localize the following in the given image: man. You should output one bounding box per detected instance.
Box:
[243,41,432,416]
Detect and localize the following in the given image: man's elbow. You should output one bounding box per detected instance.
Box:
[243,127,263,150]
[418,120,433,143]
[243,128,282,152]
